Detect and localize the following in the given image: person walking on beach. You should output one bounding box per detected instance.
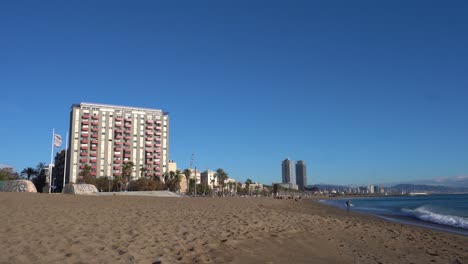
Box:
[345,200,351,211]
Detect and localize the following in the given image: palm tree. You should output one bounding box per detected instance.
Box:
[121,161,135,191]
[183,168,191,194]
[21,167,37,181]
[245,179,253,196]
[215,168,228,196]
[140,166,147,178]
[175,169,182,192]
[79,164,92,184]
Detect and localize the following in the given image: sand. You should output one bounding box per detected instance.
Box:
[0,193,467,264]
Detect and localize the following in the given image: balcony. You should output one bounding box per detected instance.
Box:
[146,161,153,165]
[146,120,153,124]
[115,122,122,127]
[124,136,131,140]
[91,146,97,151]
[91,172,97,176]
[90,152,97,157]
[92,115,99,120]
[155,144,161,147]
[146,173,153,177]
[114,141,122,145]
[146,131,153,135]
[113,166,121,170]
[124,142,131,146]
[91,128,98,132]
[115,117,122,121]
[92,121,99,126]
[79,165,86,169]
[81,139,88,144]
[146,148,153,153]
[81,127,89,131]
[81,133,89,137]
[114,172,122,177]
[125,118,132,122]
[146,126,153,130]
[80,146,88,150]
[124,154,131,158]
[114,159,121,164]
[114,147,121,151]
[125,129,131,134]
[91,140,98,144]
[91,165,97,169]
[80,152,88,157]
[155,132,162,136]
[114,153,121,157]
[115,135,122,139]
[155,161,161,165]
[146,155,153,159]
[146,137,153,141]
[82,121,89,125]
[82,114,90,119]
[145,143,152,147]
[156,121,161,124]
[91,134,98,138]
[115,129,122,133]
[125,124,131,128]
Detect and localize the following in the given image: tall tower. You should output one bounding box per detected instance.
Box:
[281,158,295,184]
[67,102,169,183]
[295,160,307,191]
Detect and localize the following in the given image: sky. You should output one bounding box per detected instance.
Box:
[1,0,468,186]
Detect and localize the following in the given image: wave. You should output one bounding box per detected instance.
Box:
[402,206,468,229]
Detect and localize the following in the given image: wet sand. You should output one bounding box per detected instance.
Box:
[0,193,467,263]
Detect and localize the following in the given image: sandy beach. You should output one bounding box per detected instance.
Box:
[0,193,467,264]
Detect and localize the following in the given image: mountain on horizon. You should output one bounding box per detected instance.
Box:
[308,183,468,193]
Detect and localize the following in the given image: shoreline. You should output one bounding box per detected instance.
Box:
[1,193,467,263]
[319,196,468,236]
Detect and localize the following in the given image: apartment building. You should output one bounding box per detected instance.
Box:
[67,102,169,183]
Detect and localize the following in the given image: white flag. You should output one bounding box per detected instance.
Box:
[54,134,62,147]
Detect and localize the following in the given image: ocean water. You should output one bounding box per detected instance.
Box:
[321,194,468,235]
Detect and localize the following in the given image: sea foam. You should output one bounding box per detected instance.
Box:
[403,206,468,230]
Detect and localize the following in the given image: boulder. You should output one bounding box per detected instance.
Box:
[0,180,37,192]
[62,183,99,195]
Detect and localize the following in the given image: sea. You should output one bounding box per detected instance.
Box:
[320,194,468,235]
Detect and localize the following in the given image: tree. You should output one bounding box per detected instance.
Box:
[139,166,147,178]
[79,164,93,184]
[0,167,19,181]
[215,168,228,196]
[32,162,47,192]
[121,161,135,191]
[20,167,37,181]
[183,168,191,194]
[245,179,253,196]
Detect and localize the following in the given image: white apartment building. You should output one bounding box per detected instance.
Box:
[67,102,169,183]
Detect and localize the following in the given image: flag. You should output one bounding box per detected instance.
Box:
[54,134,62,147]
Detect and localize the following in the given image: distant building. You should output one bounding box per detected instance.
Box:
[200,169,218,189]
[281,158,295,184]
[273,182,299,191]
[168,160,177,173]
[295,160,307,191]
[368,185,375,194]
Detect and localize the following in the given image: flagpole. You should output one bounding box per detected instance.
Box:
[49,128,55,194]
[63,131,69,190]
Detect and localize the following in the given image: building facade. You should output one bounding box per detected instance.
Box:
[281,158,295,184]
[67,102,169,183]
[200,169,218,189]
[295,160,307,191]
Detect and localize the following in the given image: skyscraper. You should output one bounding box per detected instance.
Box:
[295,160,307,191]
[281,158,295,184]
[67,102,169,183]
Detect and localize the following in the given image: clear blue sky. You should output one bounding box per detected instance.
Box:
[1,0,468,186]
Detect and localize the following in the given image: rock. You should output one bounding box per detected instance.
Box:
[62,183,98,195]
[0,180,37,192]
